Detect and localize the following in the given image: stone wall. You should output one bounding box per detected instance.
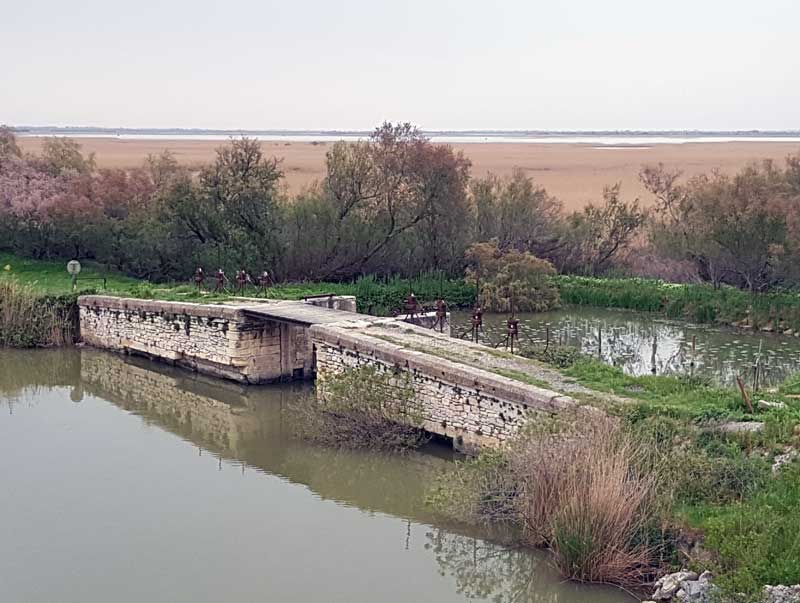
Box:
[79,295,578,451]
[309,323,578,452]
[78,296,311,384]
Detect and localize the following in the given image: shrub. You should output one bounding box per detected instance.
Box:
[427,448,519,525]
[465,240,560,313]
[430,413,665,587]
[290,365,429,450]
[671,447,769,506]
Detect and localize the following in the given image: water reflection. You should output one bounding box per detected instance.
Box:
[0,348,632,603]
[454,307,800,386]
[426,529,617,603]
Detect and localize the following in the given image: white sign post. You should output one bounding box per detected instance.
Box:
[67,260,82,291]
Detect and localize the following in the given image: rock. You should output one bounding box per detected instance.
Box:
[763,584,800,603]
[652,571,699,600]
[675,571,717,603]
[758,399,787,410]
[772,449,798,473]
[784,329,795,336]
[718,421,765,433]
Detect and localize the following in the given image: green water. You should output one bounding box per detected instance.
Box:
[0,348,632,603]
[453,306,800,386]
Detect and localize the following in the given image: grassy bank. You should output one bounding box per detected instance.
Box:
[0,253,475,315]
[431,354,800,599]
[556,275,800,331]
[8,252,800,331]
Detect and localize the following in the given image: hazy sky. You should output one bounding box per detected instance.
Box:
[3,0,799,130]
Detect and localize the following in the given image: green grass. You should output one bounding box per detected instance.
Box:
[11,252,800,330]
[0,253,476,315]
[493,368,551,389]
[556,275,800,330]
[681,462,800,599]
[564,358,800,435]
[0,252,140,294]
[559,357,800,597]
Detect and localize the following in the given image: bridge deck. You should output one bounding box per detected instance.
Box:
[239,302,381,326]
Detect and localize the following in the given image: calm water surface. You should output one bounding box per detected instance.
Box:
[453,306,800,386]
[0,348,632,603]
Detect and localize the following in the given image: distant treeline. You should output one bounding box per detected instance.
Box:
[2,123,800,294]
[13,126,800,137]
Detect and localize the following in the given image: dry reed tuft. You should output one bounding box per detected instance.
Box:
[509,414,661,586]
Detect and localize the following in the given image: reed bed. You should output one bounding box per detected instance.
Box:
[556,275,800,330]
[0,278,79,347]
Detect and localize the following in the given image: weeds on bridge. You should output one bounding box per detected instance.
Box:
[290,366,429,451]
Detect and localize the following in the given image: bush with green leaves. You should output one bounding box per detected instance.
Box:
[465,240,560,313]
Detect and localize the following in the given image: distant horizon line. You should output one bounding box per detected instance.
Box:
[11,125,800,137]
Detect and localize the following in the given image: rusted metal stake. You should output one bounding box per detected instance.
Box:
[736,375,754,414]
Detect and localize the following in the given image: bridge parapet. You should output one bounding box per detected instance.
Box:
[309,322,579,452]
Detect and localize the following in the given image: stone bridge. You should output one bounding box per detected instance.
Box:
[78,295,584,451]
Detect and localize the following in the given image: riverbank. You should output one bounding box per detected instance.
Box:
[430,350,800,601]
[6,251,800,346]
[558,275,800,332]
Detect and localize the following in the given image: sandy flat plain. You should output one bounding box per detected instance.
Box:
[18,137,800,210]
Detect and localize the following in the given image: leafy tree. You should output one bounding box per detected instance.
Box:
[39,137,96,175]
[199,137,284,268]
[0,126,22,161]
[557,184,646,276]
[642,160,799,291]
[471,169,562,257]
[144,150,182,188]
[318,122,471,278]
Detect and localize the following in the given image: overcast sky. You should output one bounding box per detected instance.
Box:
[3,0,798,131]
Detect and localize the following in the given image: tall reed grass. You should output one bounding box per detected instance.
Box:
[556,275,800,330]
[0,278,79,347]
[430,413,664,587]
[510,415,661,586]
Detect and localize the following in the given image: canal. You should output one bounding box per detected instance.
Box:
[453,306,800,386]
[0,348,632,603]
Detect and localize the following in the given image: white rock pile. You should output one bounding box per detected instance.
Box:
[763,585,800,603]
[642,577,800,603]
[643,570,715,603]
